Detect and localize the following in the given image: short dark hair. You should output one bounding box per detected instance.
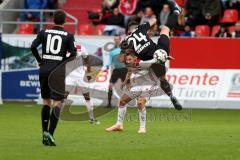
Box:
[53,10,66,25]
[128,21,139,28]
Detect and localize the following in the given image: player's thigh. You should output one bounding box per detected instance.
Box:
[50,74,65,102]
[136,97,147,110]
[119,94,134,106]
[39,74,51,99]
[119,68,128,82]
[110,69,119,84]
[151,63,167,78]
[157,34,170,54]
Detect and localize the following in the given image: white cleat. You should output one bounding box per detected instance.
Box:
[105,124,123,132]
[138,128,146,134]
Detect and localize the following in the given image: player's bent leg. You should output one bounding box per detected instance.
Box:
[105,94,132,132]
[83,92,99,124]
[47,98,64,146]
[160,76,182,110]
[137,97,147,133]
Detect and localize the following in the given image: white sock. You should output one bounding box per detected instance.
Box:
[116,106,127,125]
[85,100,94,120]
[138,107,146,129]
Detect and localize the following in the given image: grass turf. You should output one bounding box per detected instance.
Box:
[0,102,240,160]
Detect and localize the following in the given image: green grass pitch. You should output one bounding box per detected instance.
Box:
[0,102,240,160]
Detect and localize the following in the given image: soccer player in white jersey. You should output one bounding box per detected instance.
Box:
[106,53,165,133]
[65,42,99,124]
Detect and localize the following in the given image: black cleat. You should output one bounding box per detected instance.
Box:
[170,96,182,110]
[167,0,182,15]
[42,131,49,146]
[46,132,56,146]
[89,119,100,124]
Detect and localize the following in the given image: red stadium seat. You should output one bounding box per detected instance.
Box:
[221,9,239,23]
[211,25,220,37]
[229,25,240,33]
[17,24,34,34]
[195,25,210,37]
[95,24,106,35]
[78,24,94,35]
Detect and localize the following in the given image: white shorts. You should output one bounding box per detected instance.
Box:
[65,74,90,94]
[125,69,164,100]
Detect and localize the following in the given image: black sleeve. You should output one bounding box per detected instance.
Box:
[31,30,43,63]
[67,34,77,58]
[138,22,151,33]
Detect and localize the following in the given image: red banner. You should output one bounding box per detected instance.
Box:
[170,38,240,69]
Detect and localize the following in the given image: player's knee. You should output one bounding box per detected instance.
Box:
[119,97,129,106]
[137,97,146,110]
[43,99,52,106]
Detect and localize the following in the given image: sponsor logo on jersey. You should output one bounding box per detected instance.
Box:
[43,54,63,61]
[45,29,68,36]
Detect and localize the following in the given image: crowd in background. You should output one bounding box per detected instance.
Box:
[88,0,240,37]
[16,0,240,37]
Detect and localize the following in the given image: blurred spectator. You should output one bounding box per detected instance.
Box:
[20,0,48,21]
[228,0,240,16]
[119,0,138,27]
[140,6,156,24]
[102,0,119,13]
[159,4,171,26]
[103,8,125,36]
[221,0,229,9]
[180,25,192,37]
[47,0,58,9]
[136,0,155,13]
[215,26,232,37]
[235,29,240,37]
[107,7,124,27]
[185,0,204,27]
[202,0,222,27]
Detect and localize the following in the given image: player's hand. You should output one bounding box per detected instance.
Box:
[154,49,168,63]
[38,61,43,66]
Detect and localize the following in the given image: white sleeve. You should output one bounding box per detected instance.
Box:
[138,59,158,69]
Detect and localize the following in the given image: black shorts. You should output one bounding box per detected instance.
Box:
[110,68,128,84]
[39,73,65,101]
[157,34,170,55]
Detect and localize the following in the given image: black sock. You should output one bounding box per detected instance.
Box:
[108,90,112,106]
[160,78,173,97]
[41,105,51,133]
[49,106,61,136]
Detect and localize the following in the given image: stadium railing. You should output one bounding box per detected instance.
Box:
[0,9,78,34]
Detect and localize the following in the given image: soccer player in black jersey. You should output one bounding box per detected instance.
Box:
[31,10,77,146]
[120,1,182,111]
